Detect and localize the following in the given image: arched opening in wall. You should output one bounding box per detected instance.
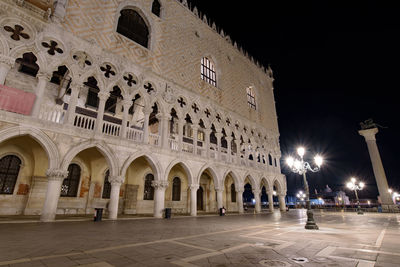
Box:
[239,136,245,158]
[221,128,227,154]
[165,163,189,214]
[151,0,161,17]
[124,156,157,215]
[198,169,217,213]
[268,154,273,165]
[50,65,72,105]
[243,177,254,210]
[273,184,279,207]
[261,186,268,207]
[61,147,111,215]
[223,172,237,212]
[169,108,178,135]
[128,94,145,131]
[0,136,49,215]
[231,133,237,155]
[197,119,205,151]
[117,9,149,48]
[84,76,100,109]
[182,114,193,152]
[105,86,122,114]
[197,186,204,211]
[210,124,217,147]
[15,52,39,77]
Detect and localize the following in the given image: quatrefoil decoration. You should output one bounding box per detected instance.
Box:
[4,24,30,41]
[144,82,155,94]
[123,74,137,87]
[73,51,92,68]
[100,64,115,78]
[42,40,63,55]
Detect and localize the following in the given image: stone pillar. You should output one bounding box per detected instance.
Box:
[108,176,124,220]
[279,194,286,212]
[253,189,261,213]
[152,180,169,218]
[226,136,232,162]
[216,188,224,209]
[158,114,170,149]
[235,139,241,160]
[268,191,274,212]
[40,169,68,222]
[215,132,222,160]
[236,189,244,214]
[204,128,211,158]
[0,56,13,85]
[359,128,393,208]
[31,72,49,117]
[189,184,199,216]
[178,118,185,152]
[64,84,81,125]
[120,99,131,139]
[95,91,109,133]
[192,125,199,155]
[142,107,152,144]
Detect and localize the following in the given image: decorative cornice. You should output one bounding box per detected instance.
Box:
[152,180,169,189]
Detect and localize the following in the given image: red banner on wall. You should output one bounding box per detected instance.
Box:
[0,84,36,115]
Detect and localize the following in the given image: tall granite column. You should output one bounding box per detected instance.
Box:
[359,127,394,209]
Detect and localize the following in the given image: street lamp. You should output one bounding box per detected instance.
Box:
[346,177,364,215]
[286,147,323,230]
[296,191,306,207]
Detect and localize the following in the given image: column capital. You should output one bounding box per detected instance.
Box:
[204,128,212,135]
[37,71,51,81]
[143,106,153,115]
[98,91,109,101]
[215,187,224,193]
[156,113,171,121]
[252,189,261,195]
[236,189,244,193]
[109,175,124,186]
[215,132,223,138]
[0,55,15,67]
[46,169,68,180]
[152,180,169,189]
[121,99,132,107]
[188,184,199,190]
[359,128,378,141]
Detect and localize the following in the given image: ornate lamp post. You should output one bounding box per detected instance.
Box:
[286,147,323,230]
[346,177,364,215]
[296,191,306,208]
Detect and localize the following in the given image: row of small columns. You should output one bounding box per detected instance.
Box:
[40,168,286,221]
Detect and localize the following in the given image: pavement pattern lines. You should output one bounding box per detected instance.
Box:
[0,210,398,266]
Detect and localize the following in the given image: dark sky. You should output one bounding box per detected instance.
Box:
[188,0,399,199]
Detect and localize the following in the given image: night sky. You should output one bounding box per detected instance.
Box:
[188,0,399,199]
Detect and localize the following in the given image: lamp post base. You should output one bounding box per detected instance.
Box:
[305,209,319,230]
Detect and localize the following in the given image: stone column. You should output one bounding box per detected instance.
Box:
[279,194,286,212]
[359,128,393,208]
[0,56,14,85]
[142,107,152,144]
[268,190,274,212]
[64,84,81,125]
[236,189,244,214]
[215,132,222,160]
[178,118,185,152]
[152,180,169,218]
[40,169,68,222]
[216,188,224,209]
[189,184,199,216]
[226,136,232,162]
[204,128,211,158]
[235,139,241,160]
[192,125,199,155]
[158,114,170,149]
[253,189,261,213]
[31,72,49,117]
[95,91,109,133]
[120,99,131,139]
[108,176,124,220]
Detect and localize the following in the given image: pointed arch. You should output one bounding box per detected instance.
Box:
[164,159,193,184]
[0,126,59,169]
[120,152,161,181]
[197,163,220,188]
[60,140,118,177]
[222,169,240,188]
[243,172,257,189]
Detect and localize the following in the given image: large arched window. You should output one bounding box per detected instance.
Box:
[117,9,149,48]
[102,170,111,199]
[0,155,21,194]
[201,57,217,87]
[246,86,256,110]
[61,164,81,197]
[144,173,154,200]
[172,177,181,201]
[231,183,236,203]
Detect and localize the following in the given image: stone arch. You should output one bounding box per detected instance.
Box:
[196,163,220,188]
[164,159,193,184]
[78,69,105,90]
[0,126,59,170]
[243,172,257,189]
[121,152,161,181]
[260,177,272,191]
[60,140,118,177]
[272,177,285,195]
[9,45,46,71]
[222,169,240,188]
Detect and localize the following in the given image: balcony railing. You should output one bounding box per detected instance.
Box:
[126,128,143,142]
[73,113,95,130]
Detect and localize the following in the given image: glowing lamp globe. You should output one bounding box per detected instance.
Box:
[297,147,305,157]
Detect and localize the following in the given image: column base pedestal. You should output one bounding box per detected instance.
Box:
[381,204,399,212]
[305,209,319,230]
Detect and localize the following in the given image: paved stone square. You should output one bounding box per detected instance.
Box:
[0,210,399,267]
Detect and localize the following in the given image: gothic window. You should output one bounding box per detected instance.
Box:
[128,94,141,115]
[105,86,122,114]
[172,177,181,201]
[84,77,100,109]
[201,57,217,87]
[151,0,161,17]
[268,154,273,165]
[274,158,277,167]
[246,86,256,110]
[117,9,149,48]
[102,170,111,199]
[15,52,39,77]
[231,183,236,202]
[61,164,81,197]
[0,155,21,194]
[144,173,154,200]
